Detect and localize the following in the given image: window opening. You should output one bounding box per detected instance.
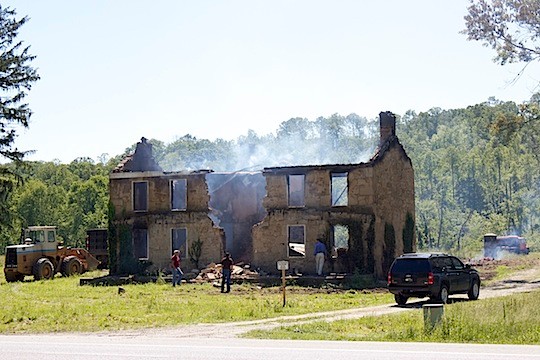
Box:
[332,225,349,258]
[288,174,305,207]
[331,172,348,206]
[171,179,187,211]
[288,225,305,257]
[171,228,188,258]
[133,181,148,212]
[132,228,148,260]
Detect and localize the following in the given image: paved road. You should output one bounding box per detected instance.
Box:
[1,335,539,360]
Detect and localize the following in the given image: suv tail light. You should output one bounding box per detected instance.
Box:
[427,272,434,285]
[387,273,392,285]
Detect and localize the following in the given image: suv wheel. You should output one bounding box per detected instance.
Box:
[468,279,480,300]
[437,284,449,304]
[394,294,408,305]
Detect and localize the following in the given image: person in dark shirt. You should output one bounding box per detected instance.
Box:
[314,239,327,276]
[220,252,233,293]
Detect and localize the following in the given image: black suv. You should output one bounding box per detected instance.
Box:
[387,253,480,305]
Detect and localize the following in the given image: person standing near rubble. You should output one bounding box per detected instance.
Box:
[220,252,234,293]
[314,239,327,276]
[171,249,183,287]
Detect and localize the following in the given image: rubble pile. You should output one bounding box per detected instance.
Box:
[192,262,259,284]
[465,257,499,267]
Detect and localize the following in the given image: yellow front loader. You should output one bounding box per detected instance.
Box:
[4,226,100,282]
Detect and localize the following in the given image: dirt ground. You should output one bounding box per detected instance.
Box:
[466,254,540,282]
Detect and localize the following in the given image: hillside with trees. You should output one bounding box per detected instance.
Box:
[399,95,540,255]
[1,93,540,257]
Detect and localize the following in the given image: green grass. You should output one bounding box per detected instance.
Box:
[2,254,540,342]
[0,265,392,333]
[245,290,540,344]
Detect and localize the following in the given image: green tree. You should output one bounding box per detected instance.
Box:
[16,179,67,229]
[0,6,39,240]
[65,175,108,247]
[277,117,313,140]
[0,6,39,163]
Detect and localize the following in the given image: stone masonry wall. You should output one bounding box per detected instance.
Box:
[253,165,378,275]
[109,171,223,272]
[109,172,210,216]
[252,141,414,278]
[262,166,374,211]
[252,210,375,274]
[372,143,415,277]
[262,175,288,210]
[146,213,223,271]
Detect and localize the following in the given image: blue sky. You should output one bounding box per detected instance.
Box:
[4,0,540,163]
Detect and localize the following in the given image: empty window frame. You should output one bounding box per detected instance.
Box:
[288,174,305,207]
[332,225,349,257]
[171,228,188,258]
[171,179,187,211]
[331,172,348,206]
[288,225,305,257]
[132,228,149,260]
[133,181,148,212]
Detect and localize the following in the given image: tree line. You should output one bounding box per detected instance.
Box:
[2,95,540,256]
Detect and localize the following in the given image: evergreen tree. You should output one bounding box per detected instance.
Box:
[0,6,39,242]
[0,6,39,163]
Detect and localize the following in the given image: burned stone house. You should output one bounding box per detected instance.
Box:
[108,112,415,278]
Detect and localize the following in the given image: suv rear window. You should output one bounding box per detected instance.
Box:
[391,259,431,272]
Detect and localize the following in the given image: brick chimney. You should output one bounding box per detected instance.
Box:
[379,111,396,145]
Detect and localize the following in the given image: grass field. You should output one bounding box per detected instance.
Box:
[1,253,539,343]
[244,253,540,345]
[244,289,540,344]
[0,261,392,333]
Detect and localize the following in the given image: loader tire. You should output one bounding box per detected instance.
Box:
[61,256,82,277]
[5,271,24,282]
[33,258,54,280]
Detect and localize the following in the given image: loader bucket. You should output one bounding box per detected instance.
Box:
[66,248,101,271]
[83,250,101,271]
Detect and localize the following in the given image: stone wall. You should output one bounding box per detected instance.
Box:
[252,210,375,275]
[252,139,414,278]
[372,142,415,276]
[147,213,223,271]
[253,164,379,275]
[109,171,210,215]
[109,171,224,273]
[262,165,374,210]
